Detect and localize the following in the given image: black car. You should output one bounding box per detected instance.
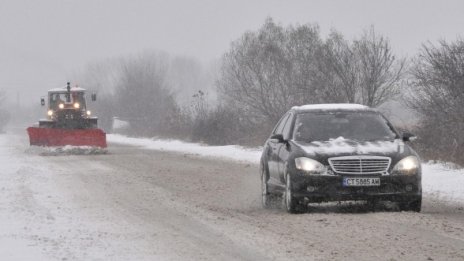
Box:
[260,104,422,213]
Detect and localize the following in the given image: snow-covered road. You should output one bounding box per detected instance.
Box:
[1,131,464,260]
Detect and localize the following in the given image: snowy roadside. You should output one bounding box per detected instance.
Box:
[422,163,464,204]
[107,134,262,163]
[108,134,464,204]
[0,134,52,260]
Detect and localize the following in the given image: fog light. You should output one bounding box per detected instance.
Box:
[307,186,316,192]
[405,184,413,192]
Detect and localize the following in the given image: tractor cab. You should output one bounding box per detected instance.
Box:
[46,88,90,119]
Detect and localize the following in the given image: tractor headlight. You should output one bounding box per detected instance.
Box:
[47,110,53,116]
[73,103,80,109]
[295,157,326,174]
[392,156,420,175]
[86,110,91,116]
[59,103,64,109]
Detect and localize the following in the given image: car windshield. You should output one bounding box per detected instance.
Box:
[293,111,398,142]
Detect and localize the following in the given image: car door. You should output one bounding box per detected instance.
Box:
[266,113,290,180]
[277,112,295,180]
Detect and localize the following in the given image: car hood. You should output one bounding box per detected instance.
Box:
[293,137,406,159]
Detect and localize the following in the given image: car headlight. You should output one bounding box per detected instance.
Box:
[86,110,91,116]
[47,110,53,116]
[58,103,64,109]
[295,157,326,174]
[392,156,420,175]
[74,103,80,109]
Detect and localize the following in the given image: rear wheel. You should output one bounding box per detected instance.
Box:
[261,167,271,208]
[284,173,307,214]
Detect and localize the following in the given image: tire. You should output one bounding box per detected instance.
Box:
[398,196,422,212]
[284,173,307,214]
[261,164,278,209]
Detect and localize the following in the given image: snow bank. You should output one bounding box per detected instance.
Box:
[108,134,464,204]
[107,134,262,163]
[422,163,464,203]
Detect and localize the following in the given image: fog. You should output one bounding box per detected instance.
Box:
[1,0,464,104]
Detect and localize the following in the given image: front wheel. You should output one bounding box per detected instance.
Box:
[284,173,306,213]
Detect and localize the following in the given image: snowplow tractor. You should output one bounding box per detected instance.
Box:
[27,82,107,148]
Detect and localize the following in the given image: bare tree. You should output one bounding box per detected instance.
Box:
[285,23,324,104]
[317,31,358,103]
[319,27,405,107]
[407,39,464,164]
[218,20,405,145]
[77,59,123,132]
[354,27,406,107]
[114,53,178,136]
[167,56,214,104]
[218,18,322,123]
[410,39,464,117]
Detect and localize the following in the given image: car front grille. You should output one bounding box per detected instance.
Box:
[328,156,391,175]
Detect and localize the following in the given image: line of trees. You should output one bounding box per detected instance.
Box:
[0,90,10,132]
[78,52,216,139]
[77,18,464,164]
[406,39,464,164]
[218,20,405,125]
[216,19,406,145]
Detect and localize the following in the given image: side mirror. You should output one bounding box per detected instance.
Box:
[402,132,417,142]
[40,98,45,106]
[270,134,285,143]
[91,93,97,101]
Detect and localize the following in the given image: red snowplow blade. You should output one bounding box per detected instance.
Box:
[27,127,107,148]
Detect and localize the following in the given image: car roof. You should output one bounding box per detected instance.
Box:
[48,87,86,93]
[291,103,375,113]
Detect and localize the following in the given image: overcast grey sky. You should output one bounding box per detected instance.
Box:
[1,0,463,104]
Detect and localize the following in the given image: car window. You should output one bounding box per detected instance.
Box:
[281,113,294,140]
[273,113,290,135]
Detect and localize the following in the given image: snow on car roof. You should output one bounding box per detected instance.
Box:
[292,103,370,111]
[48,87,86,93]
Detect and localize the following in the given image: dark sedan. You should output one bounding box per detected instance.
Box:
[260,104,422,213]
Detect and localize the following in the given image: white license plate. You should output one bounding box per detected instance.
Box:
[343,177,380,187]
